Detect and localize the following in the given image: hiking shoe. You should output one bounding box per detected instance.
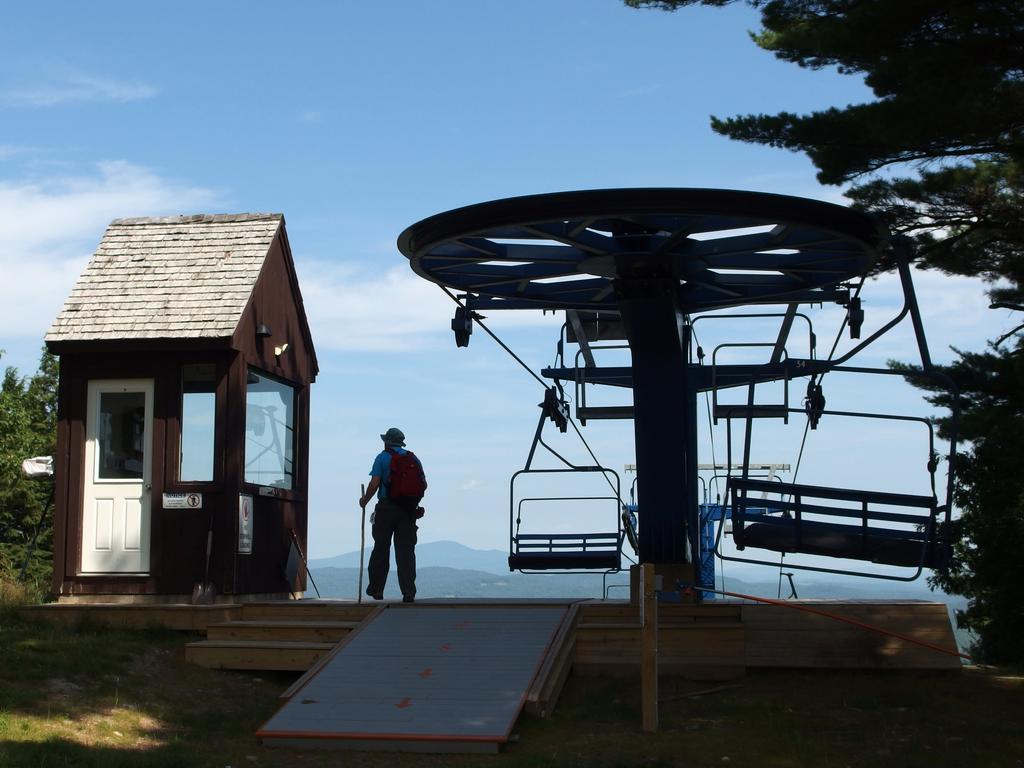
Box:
[366,587,383,600]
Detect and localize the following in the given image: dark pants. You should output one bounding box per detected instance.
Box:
[367,497,417,598]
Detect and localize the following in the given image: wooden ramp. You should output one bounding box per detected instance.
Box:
[257,603,574,753]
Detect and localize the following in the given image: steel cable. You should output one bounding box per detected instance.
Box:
[436,285,633,561]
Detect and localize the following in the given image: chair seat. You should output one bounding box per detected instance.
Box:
[508,550,621,571]
[510,531,622,571]
[737,517,940,568]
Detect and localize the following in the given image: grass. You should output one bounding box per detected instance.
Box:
[0,608,292,767]
[0,596,1021,767]
[529,670,1024,767]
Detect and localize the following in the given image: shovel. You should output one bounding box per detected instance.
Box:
[192,510,216,604]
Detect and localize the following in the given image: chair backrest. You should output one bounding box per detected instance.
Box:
[725,476,943,570]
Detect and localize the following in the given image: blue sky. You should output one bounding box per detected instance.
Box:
[1,2,1014,585]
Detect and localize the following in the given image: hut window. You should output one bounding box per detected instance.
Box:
[180,364,217,482]
[244,369,295,489]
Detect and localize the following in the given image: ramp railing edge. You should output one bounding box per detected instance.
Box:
[525,603,581,717]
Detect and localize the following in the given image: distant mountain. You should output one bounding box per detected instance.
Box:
[308,566,812,601]
[311,540,953,600]
[311,565,619,601]
[309,540,509,574]
[309,562,958,602]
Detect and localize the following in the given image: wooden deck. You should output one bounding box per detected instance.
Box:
[26,597,962,679]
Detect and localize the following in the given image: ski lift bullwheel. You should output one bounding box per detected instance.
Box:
[399,189,885,568]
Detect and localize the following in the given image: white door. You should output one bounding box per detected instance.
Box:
[81,379,153,574]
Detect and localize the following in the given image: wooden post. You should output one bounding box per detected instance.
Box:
[640,562,658,732]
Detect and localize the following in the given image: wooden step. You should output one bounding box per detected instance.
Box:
[185,640,335,671]
[240,601,373,623]
[740,602,961,670]
[576,602,743,622]
[575,619,746,680]
[206,620,359,643]
[26,603,242,631]
[578,620,744,630]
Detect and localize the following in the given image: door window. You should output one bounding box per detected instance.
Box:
[97,392,146,480]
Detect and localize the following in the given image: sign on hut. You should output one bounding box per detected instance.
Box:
[45,214,317,602]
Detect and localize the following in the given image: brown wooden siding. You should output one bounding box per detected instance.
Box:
[51,339,313,598]
[229,225,315,593]
[232,227,317,386]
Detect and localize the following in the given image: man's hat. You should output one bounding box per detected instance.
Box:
[380,427,406,446]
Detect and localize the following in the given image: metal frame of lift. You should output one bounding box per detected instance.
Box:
[507,386,625,574]
[697,463,789,595]
[554,255,960,582]
[703,257,960,580]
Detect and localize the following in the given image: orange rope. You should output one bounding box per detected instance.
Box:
[689,585,971,661]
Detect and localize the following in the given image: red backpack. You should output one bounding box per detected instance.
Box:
[387,449,427,509]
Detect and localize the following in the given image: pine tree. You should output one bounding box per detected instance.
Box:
[0,349,58,588]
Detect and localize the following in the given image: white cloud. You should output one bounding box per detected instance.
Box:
[1,70,157,107]
[297,259,563,352]
[297,261,452,352]
[0,162,222,339]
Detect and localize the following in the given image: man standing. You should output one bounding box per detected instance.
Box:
[359,427,426,603]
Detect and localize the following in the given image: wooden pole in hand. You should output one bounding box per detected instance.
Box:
[358,484,367,604]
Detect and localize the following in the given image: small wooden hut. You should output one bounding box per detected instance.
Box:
[45,213,317,601]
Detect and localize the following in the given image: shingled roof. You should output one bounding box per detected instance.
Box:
[46,213,283,343]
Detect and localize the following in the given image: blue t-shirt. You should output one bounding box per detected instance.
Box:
[370,447,408,501]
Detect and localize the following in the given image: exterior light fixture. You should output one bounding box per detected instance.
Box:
[256,323,272,338]
[451,306,473,348]
[848,297,864,339]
